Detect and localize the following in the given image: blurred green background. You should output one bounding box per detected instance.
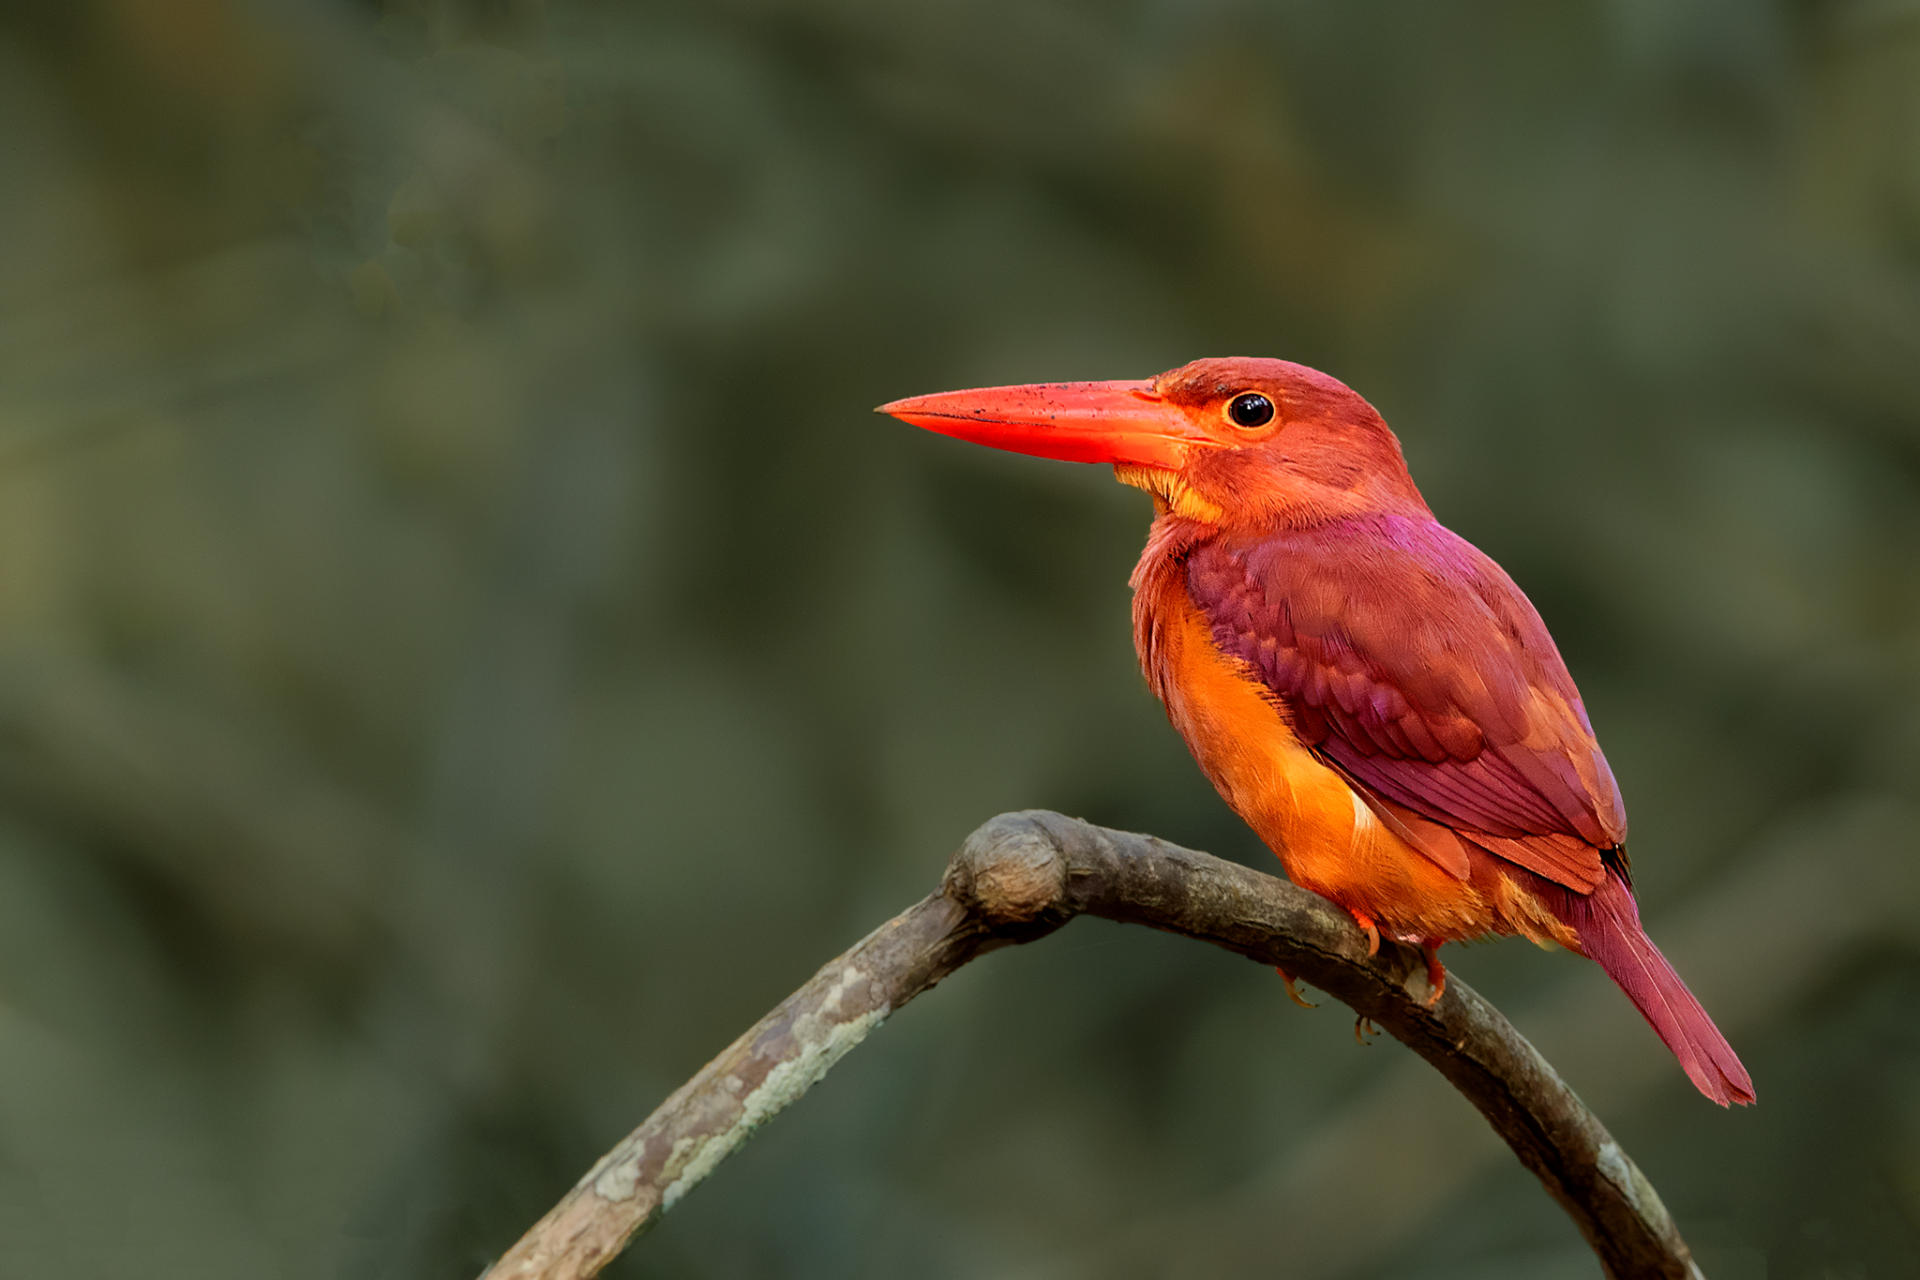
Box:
[0,0,1916,1276]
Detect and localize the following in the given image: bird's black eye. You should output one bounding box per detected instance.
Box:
[1227,392,1275,428]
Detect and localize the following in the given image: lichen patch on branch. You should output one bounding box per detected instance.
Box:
[661,1000,889,1212]
[590,1142,646,1203]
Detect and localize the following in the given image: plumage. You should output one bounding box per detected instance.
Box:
[1186,520,1623,882]
[881,355,1754,1107]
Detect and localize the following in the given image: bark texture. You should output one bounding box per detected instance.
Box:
[484,811,1702,1280]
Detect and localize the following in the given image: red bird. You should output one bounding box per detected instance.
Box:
[882,356,1753,1107]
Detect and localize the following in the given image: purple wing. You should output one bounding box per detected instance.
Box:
[1186,515,1626,893]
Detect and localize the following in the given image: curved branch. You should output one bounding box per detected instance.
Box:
[483,811,1701,1280]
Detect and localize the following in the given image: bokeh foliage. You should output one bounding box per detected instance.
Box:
[0,0,1917,1276]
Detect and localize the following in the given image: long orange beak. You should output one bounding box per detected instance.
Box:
[877,379,1213,470]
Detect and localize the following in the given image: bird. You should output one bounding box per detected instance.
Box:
[880,356,1754,1107]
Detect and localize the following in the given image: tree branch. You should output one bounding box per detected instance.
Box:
[483,811,1701,1280]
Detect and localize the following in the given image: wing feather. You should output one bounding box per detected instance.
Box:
[1187,515,1625,893]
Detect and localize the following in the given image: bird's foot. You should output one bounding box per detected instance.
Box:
[1350,910,1380,956]
[1421,940,1446,1006]
[1273,967,1318,1009]
[1354,1016,1380,1044]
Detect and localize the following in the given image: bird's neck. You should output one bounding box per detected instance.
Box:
[1128,514,1217,705]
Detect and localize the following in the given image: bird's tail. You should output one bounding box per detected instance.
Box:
[1552,870,1755,1107]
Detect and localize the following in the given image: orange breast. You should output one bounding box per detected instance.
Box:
[1145,579,1504,944]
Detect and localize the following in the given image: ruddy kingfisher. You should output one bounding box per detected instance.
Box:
[881,357,1753,1107]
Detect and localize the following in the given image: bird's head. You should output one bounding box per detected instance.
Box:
[880,357,1429,526]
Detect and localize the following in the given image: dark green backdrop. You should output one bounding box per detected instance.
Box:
[0,1,1915,1276]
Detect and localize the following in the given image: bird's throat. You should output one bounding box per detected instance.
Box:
[1112,464,1222,522]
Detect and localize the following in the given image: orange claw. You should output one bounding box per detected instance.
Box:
[1274,967,1318,1008]
[1351,910,1380,956]
[1422,940,1447,1005]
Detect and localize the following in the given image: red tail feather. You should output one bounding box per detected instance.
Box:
[1554,871,1755,1106]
